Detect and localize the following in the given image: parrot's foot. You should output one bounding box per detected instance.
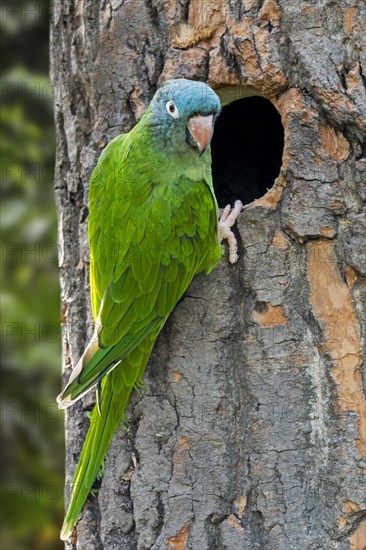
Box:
[219,200,243,264]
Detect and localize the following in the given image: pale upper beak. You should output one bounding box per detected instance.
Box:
[187,114,214,154]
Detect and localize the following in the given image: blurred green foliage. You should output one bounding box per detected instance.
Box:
[1,1,64,548]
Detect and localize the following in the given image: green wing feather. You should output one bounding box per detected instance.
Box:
[59,124,221,539]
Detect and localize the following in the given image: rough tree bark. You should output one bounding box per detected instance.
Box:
[51,1,366,549]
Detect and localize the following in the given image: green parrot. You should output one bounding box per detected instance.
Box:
[57,79,242,540]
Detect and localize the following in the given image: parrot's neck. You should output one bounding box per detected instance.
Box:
[129,115,215,192]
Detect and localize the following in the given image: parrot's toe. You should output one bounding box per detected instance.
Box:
[219,200,243,264]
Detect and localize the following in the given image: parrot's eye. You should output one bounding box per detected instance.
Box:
[166,100,179,118]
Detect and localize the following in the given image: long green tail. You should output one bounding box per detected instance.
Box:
[60,337,156,541]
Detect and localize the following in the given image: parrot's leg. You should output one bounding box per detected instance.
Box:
[219,200,243,264]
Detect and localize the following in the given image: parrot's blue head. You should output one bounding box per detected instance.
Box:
[148,79,221,156]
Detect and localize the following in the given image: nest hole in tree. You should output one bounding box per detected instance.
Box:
[211,94,284,207]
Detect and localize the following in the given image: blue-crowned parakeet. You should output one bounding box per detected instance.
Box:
[57,79,242,540]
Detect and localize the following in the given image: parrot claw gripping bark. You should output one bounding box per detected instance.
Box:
[219,200,243,264]
[57,79,242,541]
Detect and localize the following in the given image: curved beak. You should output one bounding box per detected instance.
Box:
[187,114,214,155]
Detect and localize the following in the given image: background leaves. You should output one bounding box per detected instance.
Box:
[1,2,64,548]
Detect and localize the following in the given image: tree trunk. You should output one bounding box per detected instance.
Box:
[51,1,366,548]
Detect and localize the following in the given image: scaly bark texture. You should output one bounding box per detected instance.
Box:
[51,1,366,548]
